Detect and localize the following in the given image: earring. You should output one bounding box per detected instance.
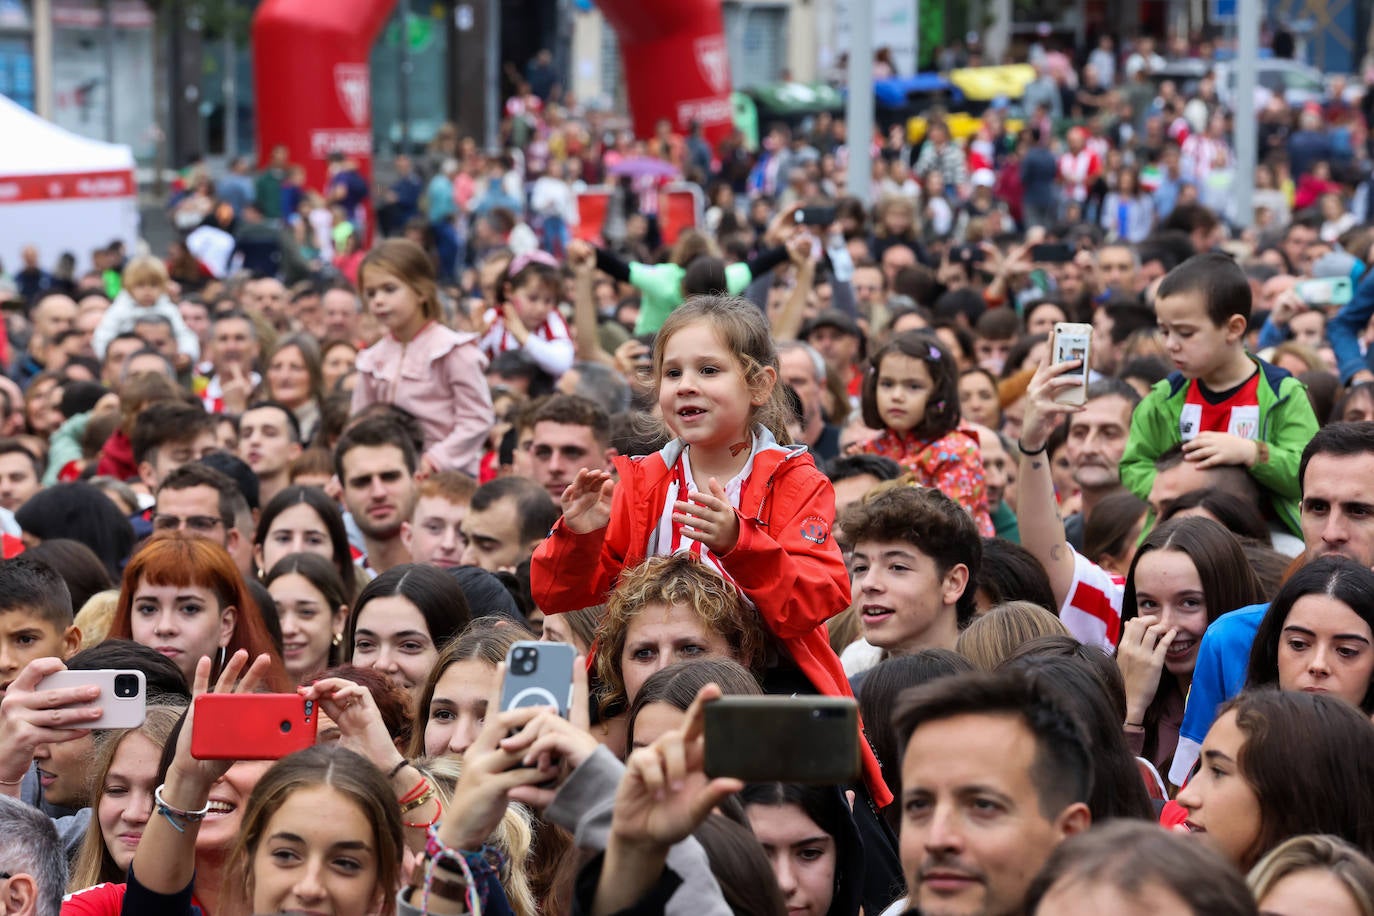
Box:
[332,633,343,647]
[216,645,227,672]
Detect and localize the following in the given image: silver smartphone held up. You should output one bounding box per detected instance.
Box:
[36,669,146,729]
[1052,322,1092,406]
[500,641,576,718]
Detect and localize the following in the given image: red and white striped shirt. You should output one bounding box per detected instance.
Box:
[1058,148,1102,202]
[478,307,574,378]
[649,441,763,600]
[1180,134,1233,186]
[1060,549,1125,655]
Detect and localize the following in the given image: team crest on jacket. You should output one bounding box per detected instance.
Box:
[799,515,829,545]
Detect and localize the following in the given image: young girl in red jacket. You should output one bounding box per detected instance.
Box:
[531,294,893,809]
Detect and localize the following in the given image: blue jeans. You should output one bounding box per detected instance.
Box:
[432,219,459,281]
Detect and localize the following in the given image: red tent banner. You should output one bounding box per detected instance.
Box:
[595,0,734,146]
[251,0,396,194]
[575,184,703,246]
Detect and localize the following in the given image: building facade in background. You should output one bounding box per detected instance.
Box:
[0,0,1363,172]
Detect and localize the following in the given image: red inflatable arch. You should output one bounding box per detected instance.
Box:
[252,0,733,186]
[251,0,396,193]
[596,0,734,145]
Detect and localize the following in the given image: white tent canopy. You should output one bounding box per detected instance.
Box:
[0,93,139,278]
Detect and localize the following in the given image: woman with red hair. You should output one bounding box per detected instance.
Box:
[108,532,289,690]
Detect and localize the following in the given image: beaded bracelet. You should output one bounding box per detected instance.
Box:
[154,784,211,834]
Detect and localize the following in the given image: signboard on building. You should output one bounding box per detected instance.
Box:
[831,0,918,76]
[50,0,155,158]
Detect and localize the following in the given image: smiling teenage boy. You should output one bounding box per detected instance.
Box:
[1120,252,1318,535]
[838,486,982,676]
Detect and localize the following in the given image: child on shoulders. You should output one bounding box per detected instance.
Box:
[849,331,994,535]
[1120,252,1318,534]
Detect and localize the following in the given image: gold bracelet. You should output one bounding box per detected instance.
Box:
[400,787,436,814]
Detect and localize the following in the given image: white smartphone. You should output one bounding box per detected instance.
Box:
[1052,322,1092,406]
[36,669,147,729]
[1294,276,1353,308]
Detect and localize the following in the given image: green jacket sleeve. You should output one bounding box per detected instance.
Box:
[1250,376,1318,501]
[1119,382,1178,501]
[724,261,753,295]
[44,413,89,486]
[629,262,686,334]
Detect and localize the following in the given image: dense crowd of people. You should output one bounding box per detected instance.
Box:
[1,30,1374,916]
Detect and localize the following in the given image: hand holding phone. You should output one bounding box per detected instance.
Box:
[163,652,276,792]
[1051,322,1092,406]
[35,669,146,729]
[295,677,396,762]
[495,645,600,810]
[440,665,564,851]
[618,683,743,848]
[0,658,105,780]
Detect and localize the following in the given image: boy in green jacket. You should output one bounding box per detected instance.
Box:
[1120,252,1318,535]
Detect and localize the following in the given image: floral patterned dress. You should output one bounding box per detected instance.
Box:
[851,426,995,536]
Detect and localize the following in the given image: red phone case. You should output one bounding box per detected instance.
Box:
[190,694,318,760]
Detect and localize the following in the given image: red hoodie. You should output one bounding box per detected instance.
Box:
[532,437,892,807]
[95,428,136,480]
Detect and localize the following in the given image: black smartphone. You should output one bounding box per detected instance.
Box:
[949,244,986,264]
[1030,243,1075,263]
[795,205,837,227]
[705,696,860,784]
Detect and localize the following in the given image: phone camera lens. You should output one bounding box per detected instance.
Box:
[512,646,539,674]
[113,674,138,698]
